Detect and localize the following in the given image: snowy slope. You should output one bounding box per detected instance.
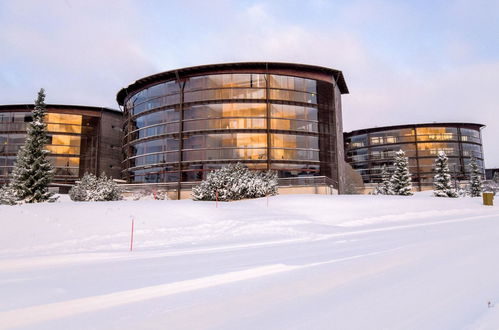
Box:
[0,193,498,329]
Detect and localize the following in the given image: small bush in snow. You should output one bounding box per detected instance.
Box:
[0,185,18,205]
[130,190,168,201]
[433,151,458,198]
[69,172,122,202]
[192,163,278,201]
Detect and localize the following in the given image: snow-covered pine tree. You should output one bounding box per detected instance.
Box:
[10,89,55,203]
[468,157,483,197]
[69,172,122,201]
[390,150,413,196]
[433,151,458,197]
[192,163,278,201]
[374,164,393,195]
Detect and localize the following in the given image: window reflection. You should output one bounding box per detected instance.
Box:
[270,149,319,161]
[269,89,317,104]
[131,138,180,156]
[183,133,267,150]
[417,142,459,157]
[416,127,458,141]
[184,118,266,131]
[185,74,266,91]
[270,104,317,121]
[271,134,318,149]
[270,119,317,132]
[183,148,267,161]
[184,88,266,102]
[184,103,266,120]
[270,163,320,178]
[269,75,316,93]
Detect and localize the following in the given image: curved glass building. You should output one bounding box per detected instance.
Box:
[0,104,123,187]
[344,123,485,190]
[117,62,349,194]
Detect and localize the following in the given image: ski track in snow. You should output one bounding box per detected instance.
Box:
[0,248,398,328]
[0,210,495,272]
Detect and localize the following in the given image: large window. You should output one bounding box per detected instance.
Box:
[183,133,267,150]
[369,128,415,145]
[460,128,481,143]
[184,118,266,131]
[346,134,368,149]
[417,142,459,157]
[185,103,266,120]
[131,138,180,156]
[416,127,458,141]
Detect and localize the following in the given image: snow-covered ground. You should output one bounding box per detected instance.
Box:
[1,193,498,329]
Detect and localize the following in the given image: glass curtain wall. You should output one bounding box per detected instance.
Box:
[345,125,485,189]
[0,111,98,184]
[123,73,327,183]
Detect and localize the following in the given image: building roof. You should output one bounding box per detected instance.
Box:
[0,104,122,115]
[117,62,349,105]
[344,122,485,136]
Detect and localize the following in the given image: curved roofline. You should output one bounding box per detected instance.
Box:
[0,103,122,114]
[344,122,486,136]
[116,61,349,105]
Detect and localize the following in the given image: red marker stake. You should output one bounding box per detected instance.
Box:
[130,218,135,252]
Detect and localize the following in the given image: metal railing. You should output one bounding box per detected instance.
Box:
[118,175,338,193]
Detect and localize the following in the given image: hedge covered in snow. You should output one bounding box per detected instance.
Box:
[69,172,122,202]
[192,163,278,201]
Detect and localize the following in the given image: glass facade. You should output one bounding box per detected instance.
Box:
[344,124,485,190]
[0,106,122,185]
[121,66,345,187]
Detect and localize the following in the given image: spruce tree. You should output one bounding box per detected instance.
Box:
[10,89,55,203]
[390,150,413,196]
[374,164,393,195]
[433,151,458,197]
[468,157,483,197]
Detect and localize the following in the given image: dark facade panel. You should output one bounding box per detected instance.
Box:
[119,62,348,193]
[344,123,485,190]
[486,168,499,180]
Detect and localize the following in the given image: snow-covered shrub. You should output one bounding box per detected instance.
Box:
[130,190,168,201]
[433,151,458,198]
[192,163,278,201]
[373,165,393,195]
[457,187,469,197]
[69,172,122,202]
[390,150,413,196]
[0,185,17,205]
[468,157,483,197]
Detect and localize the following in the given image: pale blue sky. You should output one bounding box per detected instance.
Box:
[0,0,498,166]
